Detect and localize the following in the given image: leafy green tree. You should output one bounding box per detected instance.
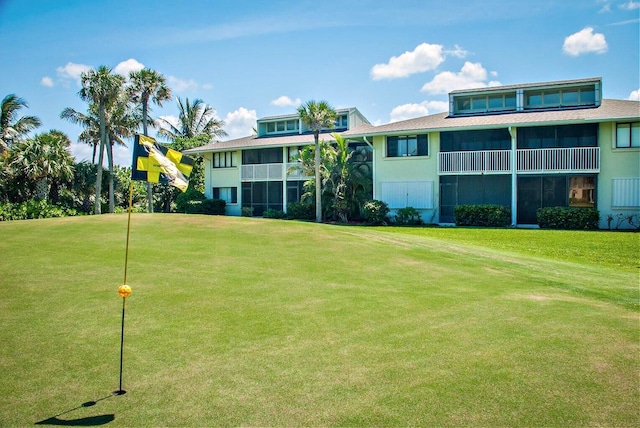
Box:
[10,130,74,201]
[128,68,172,212]
[1,94,41,154]
[158,97,227,141]
[152,135,208,212]
[297,100,337,222]
[78,66,125,214]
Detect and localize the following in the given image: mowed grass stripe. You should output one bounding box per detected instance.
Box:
[0,215,637,426]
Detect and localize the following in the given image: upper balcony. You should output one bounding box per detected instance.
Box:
[438,147,600,175]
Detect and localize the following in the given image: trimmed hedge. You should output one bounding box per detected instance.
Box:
[185,198,226,215]
[263,208,285,219]
[454,204,511,227]
[286,202,314,220]
[537,207,600,230]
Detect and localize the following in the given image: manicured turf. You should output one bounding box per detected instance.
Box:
[0,215,638,426]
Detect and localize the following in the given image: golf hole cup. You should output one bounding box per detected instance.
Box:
[118,284,132,298]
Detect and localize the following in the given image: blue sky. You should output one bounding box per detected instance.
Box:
[1,0,638,166]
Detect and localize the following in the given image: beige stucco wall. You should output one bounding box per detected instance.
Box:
[597,122,640,229]
[205,151,242,216]
[372,132,441,223]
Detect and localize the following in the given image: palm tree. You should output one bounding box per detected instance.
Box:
[78,66,125,214]
[297,100,337,222]
[1,94,41,154]
[61,94,139,211]
[128,68,172,213]
[11,130,74,200]
[158,97,227,141]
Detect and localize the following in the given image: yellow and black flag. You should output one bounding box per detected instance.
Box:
[131,134,194,192]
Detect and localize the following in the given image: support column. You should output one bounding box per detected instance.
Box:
[509,127,517,226]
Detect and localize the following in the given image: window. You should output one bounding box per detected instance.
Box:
[616,123,640,148]
[213,151,234,168]
[334,114,348,128]
[386,135,428,157]
[454,93,516,114]
[242,148,283,164]
[525,85,597,109]
[213,187,237,204]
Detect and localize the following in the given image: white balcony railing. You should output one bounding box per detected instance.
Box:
[516,147,600,173]
[438,150,511,175]
[438,147,600,175]
[241,163,283,181]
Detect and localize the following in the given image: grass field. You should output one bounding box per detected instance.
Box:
[0,214,638,426]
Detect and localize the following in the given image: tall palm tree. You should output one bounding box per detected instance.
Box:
[1,94,41,154]
[61,94,139,211]
[11,130,74,200]
[78,66,125,214]
[158,97,227,141]
[297,100,337,222]
[128,68,172,213]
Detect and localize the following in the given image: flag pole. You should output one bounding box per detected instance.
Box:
[114,181,134,396]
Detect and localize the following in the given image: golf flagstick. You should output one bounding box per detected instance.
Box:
[114,181,134,396]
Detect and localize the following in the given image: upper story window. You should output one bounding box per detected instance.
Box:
[524,86,596,110]
[616,123,640,148]
[213,151,235,168]
[386,135,428,157]
[242,147,283,164]
[264,119,299,135]
[334,114,348,129]
[455,93,516,115]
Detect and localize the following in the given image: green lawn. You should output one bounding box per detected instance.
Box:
[0,215,638,426]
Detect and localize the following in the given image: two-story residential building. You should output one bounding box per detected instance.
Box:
[187,77,640,228]
[185,108,370,216]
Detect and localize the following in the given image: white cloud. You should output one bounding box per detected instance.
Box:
[444,44,468,59]
[271,95,301,107]
[56,62,92,86]
[223,107,257,140]
[114,58,144,77]
[167,75,198,93]
[620,1,640,10]
[371,42,445,80]
[628,88,640,101]
[563,27,608,56]
[421,62,501,94]
[41,76,54,87]
[389,100,449,123]
[202,83,213,90]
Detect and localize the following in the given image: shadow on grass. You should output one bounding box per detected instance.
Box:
[35,394,115,426]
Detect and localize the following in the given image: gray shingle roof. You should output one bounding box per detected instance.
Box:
[185,99,639,154]
[184,131,339,154]
[449,77,602,94]
[342,99,640,138]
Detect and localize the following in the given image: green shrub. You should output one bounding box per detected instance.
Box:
[175,188,206,213]
[0,199,79,221]
[201,199,226,215]
[263,208,285,219]
[286,202,314,220]
[362,200,390,225]
[395,207,423,225]
[454,204,511,227]
[537,207,600,230]
[241,207,254,217]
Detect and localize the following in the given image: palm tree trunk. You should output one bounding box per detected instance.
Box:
[94,141,104,214]
[107,140,115,213]
[314,133,322,222]
[142,102,154,213]
[94,103,107,214]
